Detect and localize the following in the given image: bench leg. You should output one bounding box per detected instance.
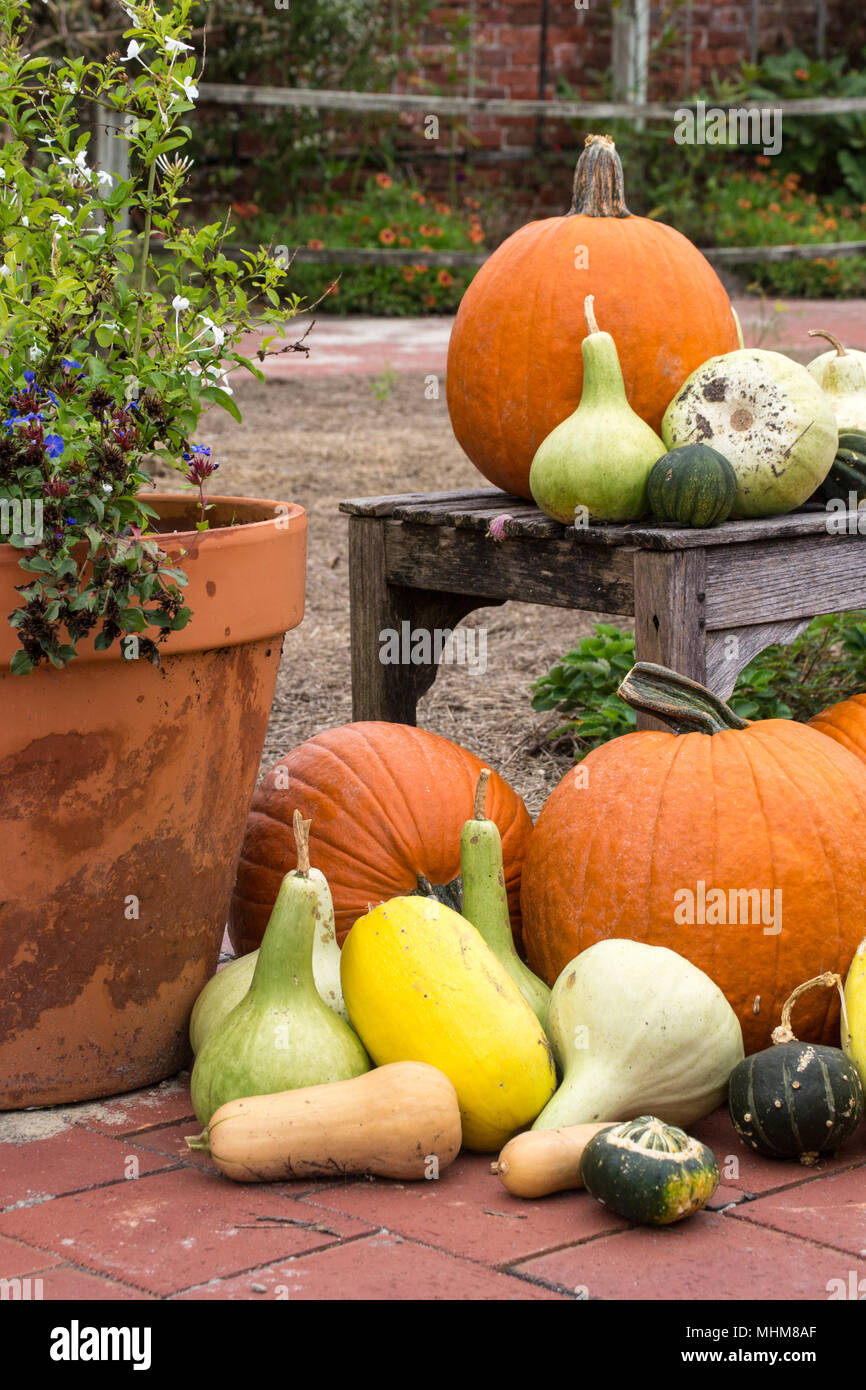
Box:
[348,516,491,724]
[633,550,708,731]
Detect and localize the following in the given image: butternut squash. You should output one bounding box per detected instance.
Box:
[189,1061,462,1183]
[340,895,556,1152]
[491,1122,618,1198]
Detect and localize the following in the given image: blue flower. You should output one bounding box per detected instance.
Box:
[65,517,77,526]
[23,370,36,385]
[60,358,83,373]
[44,433,65,458]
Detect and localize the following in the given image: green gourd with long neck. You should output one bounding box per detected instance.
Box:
[529,295,666,524]
[460,769,550,1027]
[191,812,370,1124]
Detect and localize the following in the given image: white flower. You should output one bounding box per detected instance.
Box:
[29,346,44,361]
[121,39,142,62]
[216,376,233,396]
[61,77,80,94]
[0,265,11,279]
[0,168,5,180]
[88,224,107,236]
[96,170,114,190]
[186,361,203,377]
[102,482,113,493]
[21,216,28,227]
[198,314,225,347]
[164,37,193,56]
[172,295,190,313]
[178,75,198,101]
[50,213,71,227]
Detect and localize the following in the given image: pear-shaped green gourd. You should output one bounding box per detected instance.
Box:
[806,329,866,433]
[460,769,550,1027]
[190,812,371,1125]
[189,865,349,1054]
[529,295,666,524]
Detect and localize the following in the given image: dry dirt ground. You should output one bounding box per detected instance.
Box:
[153,373,622,817]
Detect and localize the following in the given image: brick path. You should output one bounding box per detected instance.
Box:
[1,1074,864,1300]
[238,298,866,381]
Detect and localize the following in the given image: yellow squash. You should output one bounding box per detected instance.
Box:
[340,896,556,1151]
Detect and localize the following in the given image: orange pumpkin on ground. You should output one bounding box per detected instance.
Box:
[520,664,866,1054]
[229,722,532,954]
[446,133,741,500]
[809,692,866,762]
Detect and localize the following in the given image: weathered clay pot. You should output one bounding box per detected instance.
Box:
[0,494,305,1108]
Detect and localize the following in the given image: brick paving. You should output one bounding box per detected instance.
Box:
[1,1072,864,1301]
[237,298,866,382]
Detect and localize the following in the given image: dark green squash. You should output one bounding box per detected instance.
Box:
[646,444,737,527]
[579,1115,719,1225]
[807,432,866,506]
[728,972,865,1166]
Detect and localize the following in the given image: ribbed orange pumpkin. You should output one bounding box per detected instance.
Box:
[809,692,866,762]
[520,665,866,1054]
[446,134,741,500]
[229,722,532,954]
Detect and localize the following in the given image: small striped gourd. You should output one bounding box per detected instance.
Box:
[580,1116,719,1225]
[728,973,864,1166]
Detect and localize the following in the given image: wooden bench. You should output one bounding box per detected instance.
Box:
[340,488,866,730]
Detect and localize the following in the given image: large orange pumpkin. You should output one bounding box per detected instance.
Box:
[229,722,532,954]
[809,692,866,762]
[446,134,741,500]
[520,664,866,1054]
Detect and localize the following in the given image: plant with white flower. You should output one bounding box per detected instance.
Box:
[0,0,305,675]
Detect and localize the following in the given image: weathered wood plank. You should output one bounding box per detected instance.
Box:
[705,533,866,628]
[340,489,508,518]
[633,550,708,729]
[569,511,856,549]
[383,521,636,612]
[705,618,812,701]
[348,517,493,724]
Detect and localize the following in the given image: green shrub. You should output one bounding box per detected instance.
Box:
[532,614,866,761]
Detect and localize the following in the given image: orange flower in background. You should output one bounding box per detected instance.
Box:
[411,192,426,205]
[737,198,752,209]
[413,263,428,273]
[824,218,838,231]
[785,211,801,224]
[401,267,415,282]
[420,244,434,253]
[307,238,324,249]
[375,173,393,188]
[794,67,810,80]
[423,293,436,308]
[755,155,771,167]
[469,227,484,244]
[464,196,481,210]
[379,227,396,244]
[437,270,453,287]
[768,203,782,215]
[434,202,451,215]
[360,215,372,225]
[430,225,444,238]
[327,281,339,295]
[398,236,412,246]
[419,224,435,237]
[231,201,260,219]
[332,205,345,216]
[810,224,823,234]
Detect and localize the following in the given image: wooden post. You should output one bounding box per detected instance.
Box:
[93,103,130,234]
[749,0,761,65]
[632,549,708,730]
[612,0,650,130]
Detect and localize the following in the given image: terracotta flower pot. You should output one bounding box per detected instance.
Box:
[0,494,306,1108]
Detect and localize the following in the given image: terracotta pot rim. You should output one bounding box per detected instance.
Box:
[0,491,307,665]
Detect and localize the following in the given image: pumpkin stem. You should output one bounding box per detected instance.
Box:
[771,971,845,1045]
[293,809,311,876]
[584,294,600,336]
[617,662,750,735]
[474,768,491,820]
[185,1130,210,1152]
[808,329,847,357]
[569,133,631,219]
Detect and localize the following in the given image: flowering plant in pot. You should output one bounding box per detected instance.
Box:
[0,0,308,1107]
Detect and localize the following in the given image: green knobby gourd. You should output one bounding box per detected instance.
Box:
[529,295,666,524]
[189,865,349,1055]
[190,812,370,1125]
[460,770,550,1027]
